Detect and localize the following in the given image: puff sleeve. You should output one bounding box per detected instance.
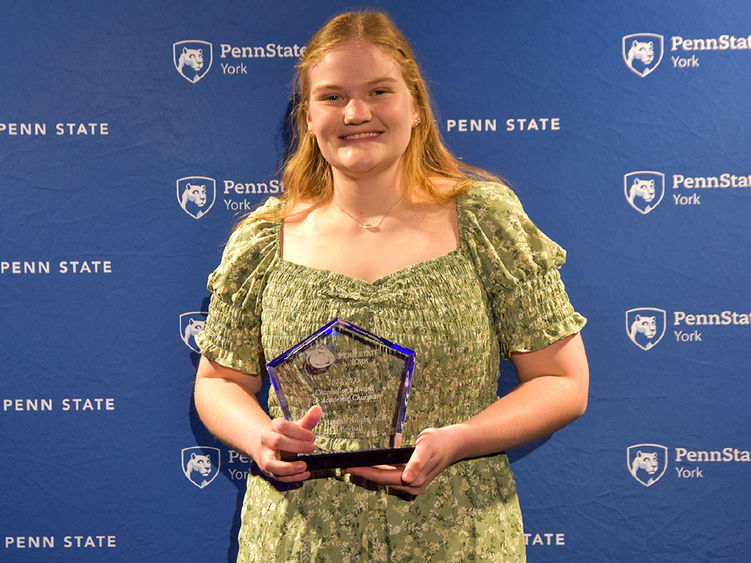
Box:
[460,182,586,359]
[195,199,282,374]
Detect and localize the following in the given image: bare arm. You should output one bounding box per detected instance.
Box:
[346,332,589,494]
[193,356,321,482]
[451,331,589,456]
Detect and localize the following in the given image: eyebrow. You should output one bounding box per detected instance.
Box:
[311,77,399,93]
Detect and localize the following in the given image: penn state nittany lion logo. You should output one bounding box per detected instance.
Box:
[180,312,208,352]
[624,171,665,214]
[626,308,666,351]
[177,176,216,219]
[173,40,213,83]
[627,444,668,487]
[622,34,664,77]
[182,446,221,488]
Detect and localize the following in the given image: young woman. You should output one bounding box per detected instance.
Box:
[194,11,588,561]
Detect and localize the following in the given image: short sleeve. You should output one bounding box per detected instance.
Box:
[460,182,586,359]
[195,199,281,374]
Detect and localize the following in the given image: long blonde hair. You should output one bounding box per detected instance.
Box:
[255,10,497,221]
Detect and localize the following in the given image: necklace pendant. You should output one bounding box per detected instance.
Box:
[332,194,402,231]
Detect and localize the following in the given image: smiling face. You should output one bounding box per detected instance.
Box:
[306,40,419,181]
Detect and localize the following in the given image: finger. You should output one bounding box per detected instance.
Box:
[401,450,429,484]
[344,467,426,496]
[260,430,316,455]
[402,458,442,489]
[344,466,404,486]
[270,417,317,442]
[265,469,311,483]
[263,457,309,478]
[385,483,425,496]
[297,405,322,431]
[345,463,397,470]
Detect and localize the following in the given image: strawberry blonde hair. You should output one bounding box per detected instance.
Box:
[254,10,497,221]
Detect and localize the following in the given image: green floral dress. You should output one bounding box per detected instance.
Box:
[196,182,586,562]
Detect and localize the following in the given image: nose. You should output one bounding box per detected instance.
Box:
[343,98,371,125]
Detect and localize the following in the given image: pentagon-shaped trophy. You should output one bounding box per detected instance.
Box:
[266,319,415,471]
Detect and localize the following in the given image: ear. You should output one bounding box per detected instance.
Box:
[304,103,312,130]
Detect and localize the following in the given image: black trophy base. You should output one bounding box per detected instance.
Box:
[282,446,415,471]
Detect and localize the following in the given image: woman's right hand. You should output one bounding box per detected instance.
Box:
[255,405,322,483]
[194,357,322,483]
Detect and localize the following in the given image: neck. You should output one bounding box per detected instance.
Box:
[331,165,406,219]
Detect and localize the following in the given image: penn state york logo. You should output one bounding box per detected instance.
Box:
[182,446,220,488]
[627,444,668,487]
[180,312,208,352]
[624,171,664,214]
[177,176,216,219]
[623,33,664,77]
[626,308,666,351]
[173,40,213,83]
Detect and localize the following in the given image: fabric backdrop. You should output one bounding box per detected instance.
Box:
[2,1,750,560]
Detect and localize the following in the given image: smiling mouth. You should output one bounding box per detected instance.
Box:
[341,132,381,140]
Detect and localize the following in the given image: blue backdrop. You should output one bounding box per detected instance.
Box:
[2,1,750,560]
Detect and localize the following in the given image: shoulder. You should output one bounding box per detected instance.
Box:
[458,181,535,242]
[458,180,520,211]
[228,196,283,248]
[458,181,567,284]
[207,197,282,297]
[235,196,284,230]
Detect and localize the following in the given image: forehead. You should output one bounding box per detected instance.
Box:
[308,40,404,87]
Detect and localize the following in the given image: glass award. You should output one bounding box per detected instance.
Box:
[266,318,416,471]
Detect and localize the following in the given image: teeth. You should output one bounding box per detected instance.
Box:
[344,132,379,140]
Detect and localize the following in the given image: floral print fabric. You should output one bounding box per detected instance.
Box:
[197,182,586,562]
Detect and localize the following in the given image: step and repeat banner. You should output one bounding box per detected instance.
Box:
[2,1,750,561]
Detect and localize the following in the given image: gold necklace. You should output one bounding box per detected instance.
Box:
[332,195,403,230]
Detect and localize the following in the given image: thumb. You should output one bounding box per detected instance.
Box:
[298,405,322,431]
[401,453,424,484]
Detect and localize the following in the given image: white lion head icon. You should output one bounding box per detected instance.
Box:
[630,314,657,339]
[628,40,654,65]
[625,308,666,351]
[176,176,216,219]
[179,48,203,74]
[627,444,668,487]
[187,452,211,475]
[183,318,205,345]
[622,34,664,77]
[628,178,655,203]
[173,40,213,84]
[624,171,664,214]
[181,447,221,489]
[181,183,207,213]
[179,312,209,352]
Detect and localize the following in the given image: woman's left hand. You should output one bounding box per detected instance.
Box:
[344,426,464,495]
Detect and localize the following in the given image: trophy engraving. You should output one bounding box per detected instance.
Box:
[266,319,416,470]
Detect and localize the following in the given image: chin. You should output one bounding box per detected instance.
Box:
[342,163,398,178]
[335,153,405,177]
